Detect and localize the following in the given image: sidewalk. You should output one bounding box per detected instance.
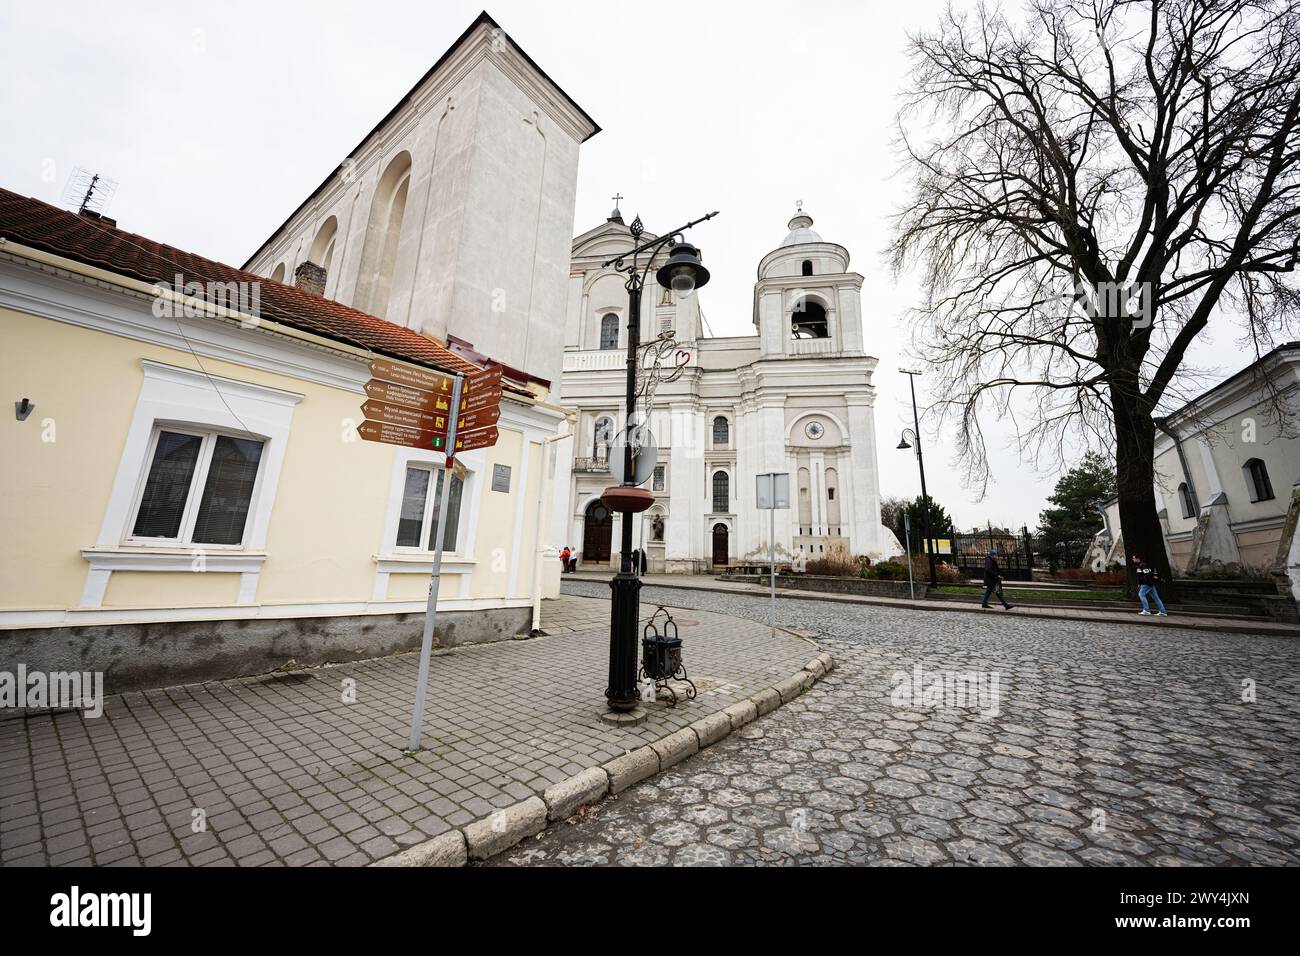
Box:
[0,596,817,867]
[562,571,1300,637]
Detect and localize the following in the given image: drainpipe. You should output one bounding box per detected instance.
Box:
[530,417,575,636]
[1155,416,1200,513]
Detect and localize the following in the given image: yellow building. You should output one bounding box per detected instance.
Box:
[0,189,571,691]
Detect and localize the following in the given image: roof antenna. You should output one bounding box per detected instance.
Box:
[63,167,118,217]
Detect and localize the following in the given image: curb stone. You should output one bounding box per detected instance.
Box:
[604,746,661,794]
[690,711,732,748]
[750,687,782,716]
[723,699,759,730]
[650,727,700,771]
[373,651,833,867]
[464,796,548,860]
[542,766,609,822]
[368,829,466,867]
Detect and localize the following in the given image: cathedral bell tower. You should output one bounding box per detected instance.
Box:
[751,204,865,358]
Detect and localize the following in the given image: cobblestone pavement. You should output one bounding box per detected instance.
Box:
[0,596,812,867]
[489,581,1300,866]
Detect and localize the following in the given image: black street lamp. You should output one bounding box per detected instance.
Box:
[600,210,717,714]
[897,369,938,587]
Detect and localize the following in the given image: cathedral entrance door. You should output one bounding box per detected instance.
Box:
[711,523,729,567]
[583,501,613,565]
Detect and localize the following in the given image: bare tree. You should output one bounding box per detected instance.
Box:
[891,0,1300,588]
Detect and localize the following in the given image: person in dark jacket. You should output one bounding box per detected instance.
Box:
[981,549,1014,609]
[1131,553,1168,616]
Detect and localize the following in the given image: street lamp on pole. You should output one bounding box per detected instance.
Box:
[600,210,717,714]
[897,369,938,587]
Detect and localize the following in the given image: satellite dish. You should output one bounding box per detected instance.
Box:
[610,424,657,487]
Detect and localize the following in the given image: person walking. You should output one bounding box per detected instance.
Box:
[1131,554,1168,616]
[559,546,571,573]
[981,549,1014,609]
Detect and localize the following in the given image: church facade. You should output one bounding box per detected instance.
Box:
[551,206,901,572]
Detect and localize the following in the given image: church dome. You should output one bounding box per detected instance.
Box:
[779,206,822,247]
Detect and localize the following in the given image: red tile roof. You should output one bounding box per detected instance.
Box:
[0,187,481,377]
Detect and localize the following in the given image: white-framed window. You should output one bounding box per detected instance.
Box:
[127,425,267,547]
[652,464,665,492]
[712,470,729,513]
[600,314,620,350]
[712,416,729,447]
[1243,458,1274,503]
[395,466,464,552]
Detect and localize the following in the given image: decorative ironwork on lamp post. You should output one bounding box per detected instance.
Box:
[600,209,717,713]
[897,369,938,587]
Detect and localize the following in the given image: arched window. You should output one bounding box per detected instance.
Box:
[1178,482,1196,518]
[309,216,338,274]
[712,416,729,447]
[269,263,286,284]
[712,471,729,513]
[791,299,829,338]
[1243,458,1274,502]
[356,151,412,318]
[801,260,813,277]
[600,313,619,350]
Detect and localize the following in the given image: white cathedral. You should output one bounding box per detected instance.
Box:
[551,203,901,572]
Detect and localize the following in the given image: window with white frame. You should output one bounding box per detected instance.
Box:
[600,314,619,350]
[1243,458,1274,503]
[652,464,665,492]
[129,426,266,546]
[396,466,464,551]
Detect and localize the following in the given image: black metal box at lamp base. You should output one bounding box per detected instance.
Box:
[641,632,683,680]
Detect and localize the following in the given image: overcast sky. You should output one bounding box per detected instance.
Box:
[0,0,1241,531]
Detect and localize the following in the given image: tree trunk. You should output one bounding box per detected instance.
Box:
[1112,396,1174,600]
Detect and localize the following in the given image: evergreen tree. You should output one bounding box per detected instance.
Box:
[1037,452,1118,570]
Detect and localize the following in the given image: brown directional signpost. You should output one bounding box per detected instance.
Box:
[356,357,504,750]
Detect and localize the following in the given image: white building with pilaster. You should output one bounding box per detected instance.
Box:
[552,204,901,572]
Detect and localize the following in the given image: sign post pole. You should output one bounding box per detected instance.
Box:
[756,472,789,629]
[408,373,463,751]
[769,502,776,627]
[904,513,915,601]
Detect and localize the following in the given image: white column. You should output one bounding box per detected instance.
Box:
[1196,438,1225,500]
[846,393,886,558]
[836,449,853,541]
[810,451,826,536]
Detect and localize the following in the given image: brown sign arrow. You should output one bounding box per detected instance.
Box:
[361,399,441,431]
[460,387,502,413]
[363,379,445,413]
[360,401,501,436]
[357,420,449,450]
[450,406,501,433]
[451,427,498,453]
[370,359,504,397]
[466,364,503,390]
[369,358,456,396]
